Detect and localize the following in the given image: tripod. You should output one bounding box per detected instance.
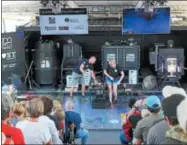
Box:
[159,73,181,89]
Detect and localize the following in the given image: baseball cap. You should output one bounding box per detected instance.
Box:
[145,95,161,109]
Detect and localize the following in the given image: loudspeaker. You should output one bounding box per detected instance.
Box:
[91,93,110,109]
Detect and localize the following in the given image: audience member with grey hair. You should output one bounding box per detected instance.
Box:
[16,98,52,144]
[2,94,25,144]
[65,99,74,111]
[65,99,89,145]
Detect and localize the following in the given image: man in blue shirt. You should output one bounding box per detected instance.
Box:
[65,100,89,145]
[70,56,97,97]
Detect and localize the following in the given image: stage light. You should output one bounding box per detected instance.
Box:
[166,58,178,76]
[149,43,185,88]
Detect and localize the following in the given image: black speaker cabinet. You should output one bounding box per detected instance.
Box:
[102,45,140,70]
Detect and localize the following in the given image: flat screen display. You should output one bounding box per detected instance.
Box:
[122,7,170,35]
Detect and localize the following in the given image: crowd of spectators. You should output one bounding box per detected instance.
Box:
[2,94,88,145]
[120,86,187,145]
[1,85,187,145]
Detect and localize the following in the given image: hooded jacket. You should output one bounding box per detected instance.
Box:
[162,125,187,145]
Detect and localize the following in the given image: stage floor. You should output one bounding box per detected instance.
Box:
[64,95,129,130]
[17,93,163,130]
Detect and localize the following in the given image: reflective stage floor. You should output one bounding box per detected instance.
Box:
[18,90,163,130]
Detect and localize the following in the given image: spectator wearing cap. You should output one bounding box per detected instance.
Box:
[133,95,162,144]
[147,87,187,145]
[2,94,25,145]
[161,94,187,144]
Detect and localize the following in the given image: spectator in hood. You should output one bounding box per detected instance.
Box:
[161,94,187,144]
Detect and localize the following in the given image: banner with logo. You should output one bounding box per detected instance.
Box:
[40,15,88,35]
[1,31,25,83]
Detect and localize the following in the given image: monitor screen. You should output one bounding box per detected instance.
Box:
[122,7,170,35]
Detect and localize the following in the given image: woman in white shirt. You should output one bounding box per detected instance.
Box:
[16,98,52,144]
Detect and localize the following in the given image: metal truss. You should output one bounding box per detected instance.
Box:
[2,1,77,13]
[81,5,134,13]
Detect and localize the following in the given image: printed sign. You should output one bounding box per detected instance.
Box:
[40,15,88,35]
[2,37,12,50]
[126,54,135,62]
[1,31,25,83]
[107,54,116,62]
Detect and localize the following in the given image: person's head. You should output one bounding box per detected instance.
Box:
[12,103,25,117]
[88,56,96,64]
[162,86,187,98]
[2,94,14,121]
[53,100,62,112]
[108,59,116,68]
[177,98,187,133]
[145,95,161,114]
[26,98,44,118]
[40,96,53,115]
[55,110,65,121]
[128,98,137,109]
[162,94,185,126]
[65,100,74,111]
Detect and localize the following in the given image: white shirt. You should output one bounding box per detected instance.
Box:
[16,120,51,144]
[39,115,62,144]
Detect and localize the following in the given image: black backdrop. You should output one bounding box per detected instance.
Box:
[2,31,25,83]
[26,30,187,82]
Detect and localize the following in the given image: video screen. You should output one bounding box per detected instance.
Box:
[122,7,170,35]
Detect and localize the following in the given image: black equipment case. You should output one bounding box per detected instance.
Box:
[101,45,140,70]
